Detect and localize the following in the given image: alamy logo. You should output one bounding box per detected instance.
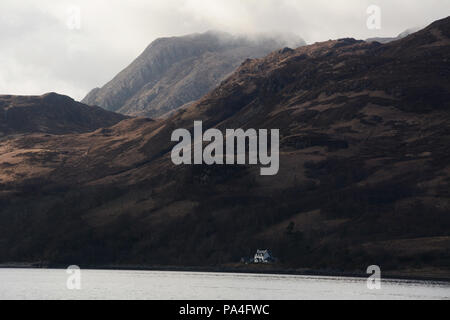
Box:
[366,265,381,290]
[171,121,279,176]
[66,265,81,290]
[366,5,381,30]
[66,6,81,30]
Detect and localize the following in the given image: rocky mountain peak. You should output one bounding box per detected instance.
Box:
[82,31,305,118]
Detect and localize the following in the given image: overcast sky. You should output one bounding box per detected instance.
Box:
[0,0,449,101]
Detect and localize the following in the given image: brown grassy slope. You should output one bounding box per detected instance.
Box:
[0,18,449,275]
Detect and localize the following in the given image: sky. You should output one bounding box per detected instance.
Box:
[0,0,449,101]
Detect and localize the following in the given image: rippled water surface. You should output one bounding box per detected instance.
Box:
[0,268,449,300]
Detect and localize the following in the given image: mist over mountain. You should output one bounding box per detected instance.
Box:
[0,17,449,278]
[82,31,305,118]
[366,27,421,44]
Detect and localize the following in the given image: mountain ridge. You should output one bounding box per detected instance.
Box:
[82,31,306,118]
[0,92,127,135]
[1,17,449,276]
[366,27,421,44]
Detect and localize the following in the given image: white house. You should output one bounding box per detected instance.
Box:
[253,249,274,264]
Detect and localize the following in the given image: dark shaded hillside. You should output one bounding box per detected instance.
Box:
[0,93,127,135]
[0,17,449,278]
[82,31,305,118]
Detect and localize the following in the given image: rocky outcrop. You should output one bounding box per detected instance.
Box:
[82,31,305,118]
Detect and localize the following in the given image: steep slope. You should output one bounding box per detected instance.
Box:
[0,93,127,135]
[1,17,450,277]
[82,31,305,118]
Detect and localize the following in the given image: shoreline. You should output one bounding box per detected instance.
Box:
[1,263,449,283]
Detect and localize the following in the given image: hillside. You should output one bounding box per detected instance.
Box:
[82,31,305,118]
[0,93,127,135]
[0,17,449,277]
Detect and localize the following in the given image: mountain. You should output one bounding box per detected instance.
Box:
[0,93,127,135]
[1,17,450,277]
[366,27,421,43]
[82,31,305,118]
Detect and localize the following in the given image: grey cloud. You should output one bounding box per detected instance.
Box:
[0,0,449,100]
